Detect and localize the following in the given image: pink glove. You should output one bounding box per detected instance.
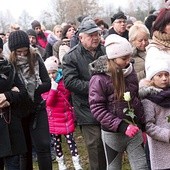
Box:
[125,124,139,138]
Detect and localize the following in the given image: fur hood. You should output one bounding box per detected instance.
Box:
[89,55,133,77]
[139,78,162,99]
[89,55,108,75]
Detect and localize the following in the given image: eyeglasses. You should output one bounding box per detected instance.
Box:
[114,20,127,24]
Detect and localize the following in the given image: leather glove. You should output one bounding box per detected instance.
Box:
[51,78,58,90]
[125,124,139,138]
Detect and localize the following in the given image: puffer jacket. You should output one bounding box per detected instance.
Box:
[42,79,75,135]
[89,55,145,133]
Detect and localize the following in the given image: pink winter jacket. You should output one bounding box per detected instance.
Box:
[42,79,75,135]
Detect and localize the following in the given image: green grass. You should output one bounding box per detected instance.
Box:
[33,127,131,170]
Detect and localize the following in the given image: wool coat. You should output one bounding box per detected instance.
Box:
[140,79,170,170]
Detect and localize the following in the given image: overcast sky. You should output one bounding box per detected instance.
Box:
[0,0,128,20]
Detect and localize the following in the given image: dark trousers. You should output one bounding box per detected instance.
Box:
[0,155,19,170]
[20,109,52,170]
[81,125,106,170]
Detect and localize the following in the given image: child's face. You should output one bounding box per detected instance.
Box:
[114,55,131,69]
[152,71,169,89]
[48,70,57,80]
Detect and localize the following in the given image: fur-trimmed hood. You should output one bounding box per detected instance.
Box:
[89,55,108,75]
[89,55,133,77]
[139,78,162,99]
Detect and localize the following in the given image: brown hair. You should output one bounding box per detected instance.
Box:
[9,48,37,75]
[107,59,125,100]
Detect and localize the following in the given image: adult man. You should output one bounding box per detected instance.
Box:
[26,29,45,60]
[62,20,106,170]
[108,11,129,39]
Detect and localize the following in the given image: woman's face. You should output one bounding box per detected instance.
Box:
[16,47,29,56]
[163,23,170,34]
[151,71,169,89]
[66,27,75,39]
[132,31,149,51]
[114,55,131,69]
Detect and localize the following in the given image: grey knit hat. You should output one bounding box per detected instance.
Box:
[8,30,30,52]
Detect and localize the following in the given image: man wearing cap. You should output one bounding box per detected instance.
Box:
[108,11,129,40]
[62,20,106,170]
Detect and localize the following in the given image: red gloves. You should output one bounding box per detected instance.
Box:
[125,124,139,138]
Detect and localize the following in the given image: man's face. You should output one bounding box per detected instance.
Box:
[28,35,37,46]
[113,19,127,35]
[79,31,101,51]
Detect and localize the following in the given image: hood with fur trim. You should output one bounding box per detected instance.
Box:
[139,78,162,99]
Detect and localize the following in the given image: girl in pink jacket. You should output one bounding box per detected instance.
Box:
[43,56,82,170]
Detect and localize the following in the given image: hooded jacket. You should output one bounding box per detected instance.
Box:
[89,55,145,133]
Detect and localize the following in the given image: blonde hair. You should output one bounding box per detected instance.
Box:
[128,23,150,43]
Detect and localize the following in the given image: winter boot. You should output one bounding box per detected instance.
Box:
[56,155,67,170]
[72,155,82,170]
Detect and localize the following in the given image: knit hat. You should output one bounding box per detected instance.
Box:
[44,56,59,71]
[8,30,30,52]
[31,20,41,30]
[104,34,133,59]
[111,11,127,23]
[0,38,3,50]
[146,60,170,80]
[26,29,37,37]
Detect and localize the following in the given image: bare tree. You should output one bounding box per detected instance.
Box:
[50,0,102,24]
[18,10,33,31]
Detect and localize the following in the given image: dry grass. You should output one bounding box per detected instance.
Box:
[33,127,131,170]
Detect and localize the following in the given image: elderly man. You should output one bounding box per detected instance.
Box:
[62,20,106,170]
[108,11,129,39]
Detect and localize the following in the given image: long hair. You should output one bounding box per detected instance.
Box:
[107,59,125,100]
[9,48,37,75]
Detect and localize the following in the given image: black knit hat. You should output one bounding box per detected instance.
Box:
[111,11,127,23]
[31,20,41,30]
[8,30,30,52]
[26,29,37,37]
[0,38,3,50]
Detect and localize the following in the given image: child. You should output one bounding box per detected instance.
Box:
[139,60,170,170]
[43,56,82,170]
[89,34,148,170]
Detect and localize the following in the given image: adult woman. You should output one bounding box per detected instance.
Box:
[129,23,150,81]
[145,8,170,70]
[8,30,52,170]
[0,53,28,170]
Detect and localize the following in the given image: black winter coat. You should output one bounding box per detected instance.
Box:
[0,60,28,157]
[62,43,105,125]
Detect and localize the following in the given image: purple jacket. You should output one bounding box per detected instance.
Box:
[89,56,145,133]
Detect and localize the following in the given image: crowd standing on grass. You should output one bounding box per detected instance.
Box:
[1,1,170,169]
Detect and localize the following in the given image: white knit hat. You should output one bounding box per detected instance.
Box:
[146,60,170,80]
[44,56,59,71]
[104,34,133,59]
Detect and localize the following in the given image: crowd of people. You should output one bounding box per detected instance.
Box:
[1,0,170,170]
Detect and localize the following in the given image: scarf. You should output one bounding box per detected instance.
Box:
[146,88,170,108]
[16,56,42,101]
[55,68,63,83]
[152,31,170,48]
